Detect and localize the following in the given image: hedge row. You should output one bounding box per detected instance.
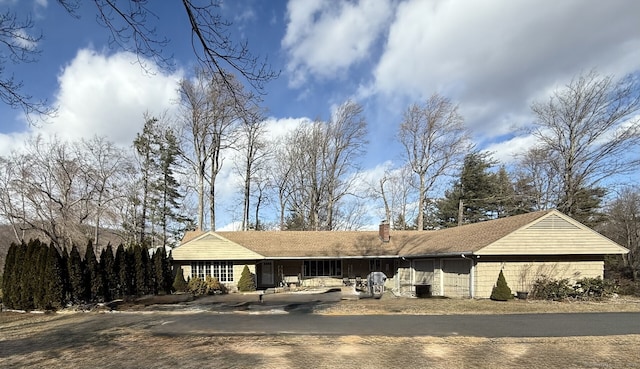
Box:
[2,239,173,311]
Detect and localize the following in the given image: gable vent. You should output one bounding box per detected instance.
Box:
[528,215,579,230]
[200,234,223,241]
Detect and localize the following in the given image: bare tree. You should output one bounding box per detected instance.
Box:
[398,93,470,231]
[513,147,561,211]
[80,136,131,246]
[323,100,368,230]
[0,10,54,123]
[601,187,640,280]
[1,136,94,251]
[177,71,213,231]
[235,106,267,231]
[276,101,368,231]
[1,1,277,122]
[371,164,417,230]
[530,70,640,218]
[267,139,295,230]
[177,69,243,231]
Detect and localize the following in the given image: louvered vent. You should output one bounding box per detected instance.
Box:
[201,234,223,241]
[528,215,579,230]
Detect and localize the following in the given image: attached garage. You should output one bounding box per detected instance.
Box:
[399,210,629,298]
[441,259,471,298]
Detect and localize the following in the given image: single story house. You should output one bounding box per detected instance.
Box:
[171,210,629,298]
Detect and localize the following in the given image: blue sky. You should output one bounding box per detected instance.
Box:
[1,0,640,229]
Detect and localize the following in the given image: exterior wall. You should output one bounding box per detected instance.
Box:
[478,214,628,256]
[176,261,257,292]
[474,258,605,299]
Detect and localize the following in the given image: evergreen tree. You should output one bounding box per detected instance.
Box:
[100,244,117,301]
[19,239,40,310]
[162,250,174,294]
[11,241,26,309]
[133,244,149,295]
[172,266,187,293]
[68,245,86,304]
[44,244,65,310]
[115,244,132,297]
[33,240,49,309]
[2,242,18,308]
[237,265,255,292]
[59,247,71,306]
[438,152,501,227]
[84,241,103,302]
[490,270,514,301]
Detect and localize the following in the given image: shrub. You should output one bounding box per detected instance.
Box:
[530,276,573,301]
[573,277,617,300]
[187,276,226,296]
[490,270,514,301]
[172,267,188,292]
[237,265,256,292]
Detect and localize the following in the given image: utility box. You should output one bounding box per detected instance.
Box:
[367,272,387,299]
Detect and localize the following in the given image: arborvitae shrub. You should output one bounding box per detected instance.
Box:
[237,265,255,292]
[490,270,514,301]
[172,266,188,292]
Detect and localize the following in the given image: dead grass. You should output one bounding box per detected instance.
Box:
[1,313,639,369]
[2,295,640,368]
[316,294,640,315]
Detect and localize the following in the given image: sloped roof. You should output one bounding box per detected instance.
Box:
[174,210,628,260]
[397,210,553,256]
[216,231,401,258]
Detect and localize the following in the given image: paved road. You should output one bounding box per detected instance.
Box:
[137,312,640,338]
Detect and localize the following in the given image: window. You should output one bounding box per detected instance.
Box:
[303,260,342,277]
[191,261,234,282]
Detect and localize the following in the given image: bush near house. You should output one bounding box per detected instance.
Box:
[490,270,514,301]
[531,276,617,301]
[187,276,226,296]
[237,265,256,292]
[172,267,188,292]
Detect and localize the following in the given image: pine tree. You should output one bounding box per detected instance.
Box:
[490,270,514,301]
[68,245,86,304]
[237,265,255,292]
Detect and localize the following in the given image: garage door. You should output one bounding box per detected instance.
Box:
[413,259,434,285]
[442,259,471,298]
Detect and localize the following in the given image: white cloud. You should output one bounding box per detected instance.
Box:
[39,49,182,148]
[371,0,640,141]
[282,0,393,86]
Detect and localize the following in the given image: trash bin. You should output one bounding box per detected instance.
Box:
[415,284,432,298]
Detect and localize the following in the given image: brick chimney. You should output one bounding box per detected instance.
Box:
[379,220,390,242]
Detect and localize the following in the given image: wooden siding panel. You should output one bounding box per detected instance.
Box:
[442,259,471,298]
[474,260,604,298]
[477,225,626,255]
[173,235,264,261]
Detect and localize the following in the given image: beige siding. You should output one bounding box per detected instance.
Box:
[173,233,264,261]
[477,214,628,256]
[474,260,604,298]
[441,259,471,298]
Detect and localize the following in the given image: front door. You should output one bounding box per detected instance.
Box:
[261,261,274,286]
